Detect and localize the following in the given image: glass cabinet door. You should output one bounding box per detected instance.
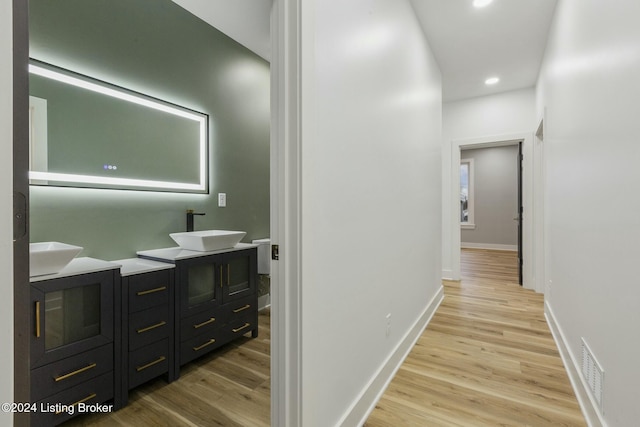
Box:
[186,263,216,307]
[181,258,221,314]
[226,256,250,297]
[221,249,257,303]
[44,284,101,350]
[31,270,114,368]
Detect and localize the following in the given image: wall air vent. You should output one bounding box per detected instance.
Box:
[581,338,604,414]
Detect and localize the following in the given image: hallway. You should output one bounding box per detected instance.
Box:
[365,248,586,426]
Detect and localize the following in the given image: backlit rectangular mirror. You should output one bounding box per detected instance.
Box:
[28,59,209,193]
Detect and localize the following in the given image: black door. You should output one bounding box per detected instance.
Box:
[517,141,523,285]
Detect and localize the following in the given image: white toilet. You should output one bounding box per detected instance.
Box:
[252,238,270,275]
[252,238,271,310]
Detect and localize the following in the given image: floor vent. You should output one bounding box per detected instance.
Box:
[581,338,604,414]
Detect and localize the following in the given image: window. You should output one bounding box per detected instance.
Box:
[460,158,475,229]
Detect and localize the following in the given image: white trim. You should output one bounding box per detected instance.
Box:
[339,286,445,427]
[441,269,455,281]
[533,115,546,294]
[271,1,303,426]
[460,223,476,230]
[450,132,538,292]
[461,242,517,251]
[545,302,607,427]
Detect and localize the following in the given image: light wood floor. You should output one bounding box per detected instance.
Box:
[66,249,585,426]
[365,249,586,426]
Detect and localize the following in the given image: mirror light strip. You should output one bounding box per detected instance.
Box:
[28,64,205,122]
[29,171,205,191]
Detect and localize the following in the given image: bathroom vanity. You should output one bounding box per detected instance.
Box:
[28,242,259,425]
[137,243,258,376]
[29,258,122,426]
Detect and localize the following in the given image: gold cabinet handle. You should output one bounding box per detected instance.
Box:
[56,393,97,414]
[137,321,167,334]
[193,317,216,329]
[136,356,166,372]
[228,265,231,287]
[54,363,97,382]
[232,323,251,333]
[232,304,251,313]
[35,301,41,338]
[137,286,167,296]
[220,265,223,288]
[193,338,216,352]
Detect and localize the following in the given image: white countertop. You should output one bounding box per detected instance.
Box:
[113,258,175,277]
[137,243,258,262]
[30,257,121,282]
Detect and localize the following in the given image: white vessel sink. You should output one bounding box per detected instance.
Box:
[169,230,246,252]
[30,242,83,277]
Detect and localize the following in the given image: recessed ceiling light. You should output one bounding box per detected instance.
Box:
[473,0,494,8]
[485,77,500,85]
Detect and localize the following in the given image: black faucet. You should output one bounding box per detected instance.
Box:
[186,209,205,232]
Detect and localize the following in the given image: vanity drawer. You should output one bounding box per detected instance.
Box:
[180,329,226,365]
[31,344,113,402]
[128,338,170,389]
[32,371,114,427]
[129,306,170,351]
[180,309,221,342]
[127,270,171,313]
[222,295,257,321]
[226,313,258,340]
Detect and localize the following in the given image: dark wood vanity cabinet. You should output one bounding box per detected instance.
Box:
[138,245,258,376]
[29,260,122,426]
[120,267,175,406]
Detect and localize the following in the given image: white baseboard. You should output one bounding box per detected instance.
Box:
[258,293,271,311]
[544,302,607,427]
[461,242,517,251]
[442,269,454,280]
[338,285,445,427]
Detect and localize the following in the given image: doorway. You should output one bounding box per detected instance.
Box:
[459,143,523,284]
[12,2,291,425]
[449,132,537,291]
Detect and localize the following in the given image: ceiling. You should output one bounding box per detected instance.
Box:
[172,0,558,102]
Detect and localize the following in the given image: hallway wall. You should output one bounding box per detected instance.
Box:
[537,0,640,425]
[299,0,442,424]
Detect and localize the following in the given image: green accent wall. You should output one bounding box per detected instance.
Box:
[29,0,270,260]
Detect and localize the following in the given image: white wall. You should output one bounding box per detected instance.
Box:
[300,0,442,425]
[442,88,535,278]
[0,1,14,425]
[537,1,640,425]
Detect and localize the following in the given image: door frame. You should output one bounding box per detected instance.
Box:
[450,132,542,292]
[13,1,31,426]
[270,1,303,426]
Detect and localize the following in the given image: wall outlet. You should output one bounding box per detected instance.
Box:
[218,193,227,207]
[385,313,391,337]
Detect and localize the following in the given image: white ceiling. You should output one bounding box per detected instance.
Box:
[410,0,558,102]
[171,0,273,62]
[172,0,558,102]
